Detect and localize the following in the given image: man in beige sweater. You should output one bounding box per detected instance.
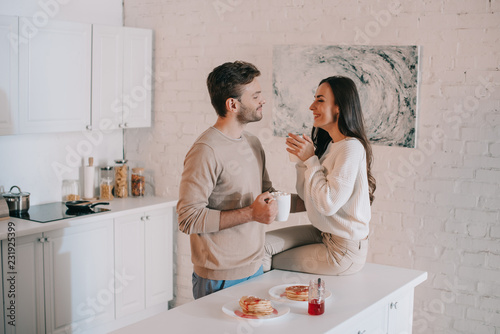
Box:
[177,61,278,299]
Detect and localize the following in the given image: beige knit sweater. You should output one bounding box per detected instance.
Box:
[177,127,274,280]
[296,137,371,240]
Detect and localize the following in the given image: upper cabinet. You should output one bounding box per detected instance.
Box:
[122,27,152,128]
[0,17,153,136]
[91,25,123,130]
[19,19,92,134]
[0,15,19,136]
[92,25,152,131]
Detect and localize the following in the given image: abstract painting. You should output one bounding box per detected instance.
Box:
[272,45,419,148]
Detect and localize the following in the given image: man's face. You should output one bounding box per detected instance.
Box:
[236,78,266,124]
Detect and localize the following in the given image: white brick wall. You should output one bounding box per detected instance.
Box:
[123,0,500,332]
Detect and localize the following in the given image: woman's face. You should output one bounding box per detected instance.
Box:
[309,82,339,131]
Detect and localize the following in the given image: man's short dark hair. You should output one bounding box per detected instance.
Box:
[206,61,261,117]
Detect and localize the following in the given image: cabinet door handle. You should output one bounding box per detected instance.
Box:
[146,216,150,221]
[124,122,128,128]
[141,216,146,221]
[86,125,92,130]
[358,331,366,334]
[390,302,398,309]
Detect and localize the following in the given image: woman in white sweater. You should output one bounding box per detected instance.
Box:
[264,76,376,275]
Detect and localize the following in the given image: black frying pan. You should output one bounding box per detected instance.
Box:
[65,200,109,213]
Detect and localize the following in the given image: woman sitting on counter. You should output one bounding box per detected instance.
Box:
[264,75,376,275]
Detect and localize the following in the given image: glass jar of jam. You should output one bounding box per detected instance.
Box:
[308,278,325,315]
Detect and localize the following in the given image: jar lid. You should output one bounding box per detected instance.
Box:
[114,159,128,164]
[132,167,145,173]
[101,166,114,170]
[2,185,30,198]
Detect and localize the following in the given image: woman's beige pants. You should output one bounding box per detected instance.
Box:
[263,225,368,275]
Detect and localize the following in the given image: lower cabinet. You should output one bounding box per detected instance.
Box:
[2,204,175,333]
[2,221,114,334]
[145,208,174,308]
[44,220,115,334]
[114,207,173,318]
[115,213,146,318]
[387,290,414,334]
[2,233,45,334]
[350,290,414,334]
[353,305,388,334]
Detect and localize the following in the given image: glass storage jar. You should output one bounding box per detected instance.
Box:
[62,179,80,201]
[131,167,145,197]
[100,166,114,200]
[114,159,128,198]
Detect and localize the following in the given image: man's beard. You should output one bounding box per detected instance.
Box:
[237,103,262,124]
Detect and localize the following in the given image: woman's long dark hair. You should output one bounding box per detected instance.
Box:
[311,76,376,205]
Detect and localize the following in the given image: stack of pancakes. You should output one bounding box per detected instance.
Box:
[285,285,309,301]
[239,296,274,316]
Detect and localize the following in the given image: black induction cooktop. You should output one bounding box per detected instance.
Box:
[10,202,110,223]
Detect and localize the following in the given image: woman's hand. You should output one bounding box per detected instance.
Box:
[286,133,315,162]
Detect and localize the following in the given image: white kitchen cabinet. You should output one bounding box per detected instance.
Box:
[2,221,114,334]
[1,199,176,334]
[114,207,173,317]
[352,306,388,334]
[388,290,414,334]
[145,207,173,307]
[0,261,3,333]
[0,15,19,135]
[346,290,415,334]
[91,25,124,130]
[114,212,146,318]
[19,19,91,134]
[43,220,115,334]
[92,25,152,130]
[2,233,45,334]
[122,27,152,128]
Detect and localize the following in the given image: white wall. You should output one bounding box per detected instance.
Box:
[123,0,500,333]
[0,0,124,204]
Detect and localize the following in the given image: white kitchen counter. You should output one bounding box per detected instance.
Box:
[0,196,177,240]
[111,263,427,334]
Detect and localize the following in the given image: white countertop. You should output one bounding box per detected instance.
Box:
[0,197,177,240]
[111,263,427,334]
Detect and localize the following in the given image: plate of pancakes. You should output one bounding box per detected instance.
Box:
[268,284,332,303]
[222,296,290,320]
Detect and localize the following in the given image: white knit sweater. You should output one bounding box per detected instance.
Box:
[296,137,371,240]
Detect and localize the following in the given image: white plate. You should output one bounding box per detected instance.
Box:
[222,300,290,320]
[268,284,332,303]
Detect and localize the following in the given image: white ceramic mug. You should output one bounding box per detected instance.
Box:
[272,191,291,222]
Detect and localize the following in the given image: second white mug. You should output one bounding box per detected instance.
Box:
[272,191,291,222]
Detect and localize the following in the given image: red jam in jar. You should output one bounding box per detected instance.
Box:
[308,298,325,315]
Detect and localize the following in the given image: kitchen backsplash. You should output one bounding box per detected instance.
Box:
[0,130,123,205]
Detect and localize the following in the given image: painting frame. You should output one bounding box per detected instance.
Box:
[272,45,420,148]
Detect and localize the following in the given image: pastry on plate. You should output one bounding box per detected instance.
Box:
[239,296,274,316]
[285,285,309,301]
